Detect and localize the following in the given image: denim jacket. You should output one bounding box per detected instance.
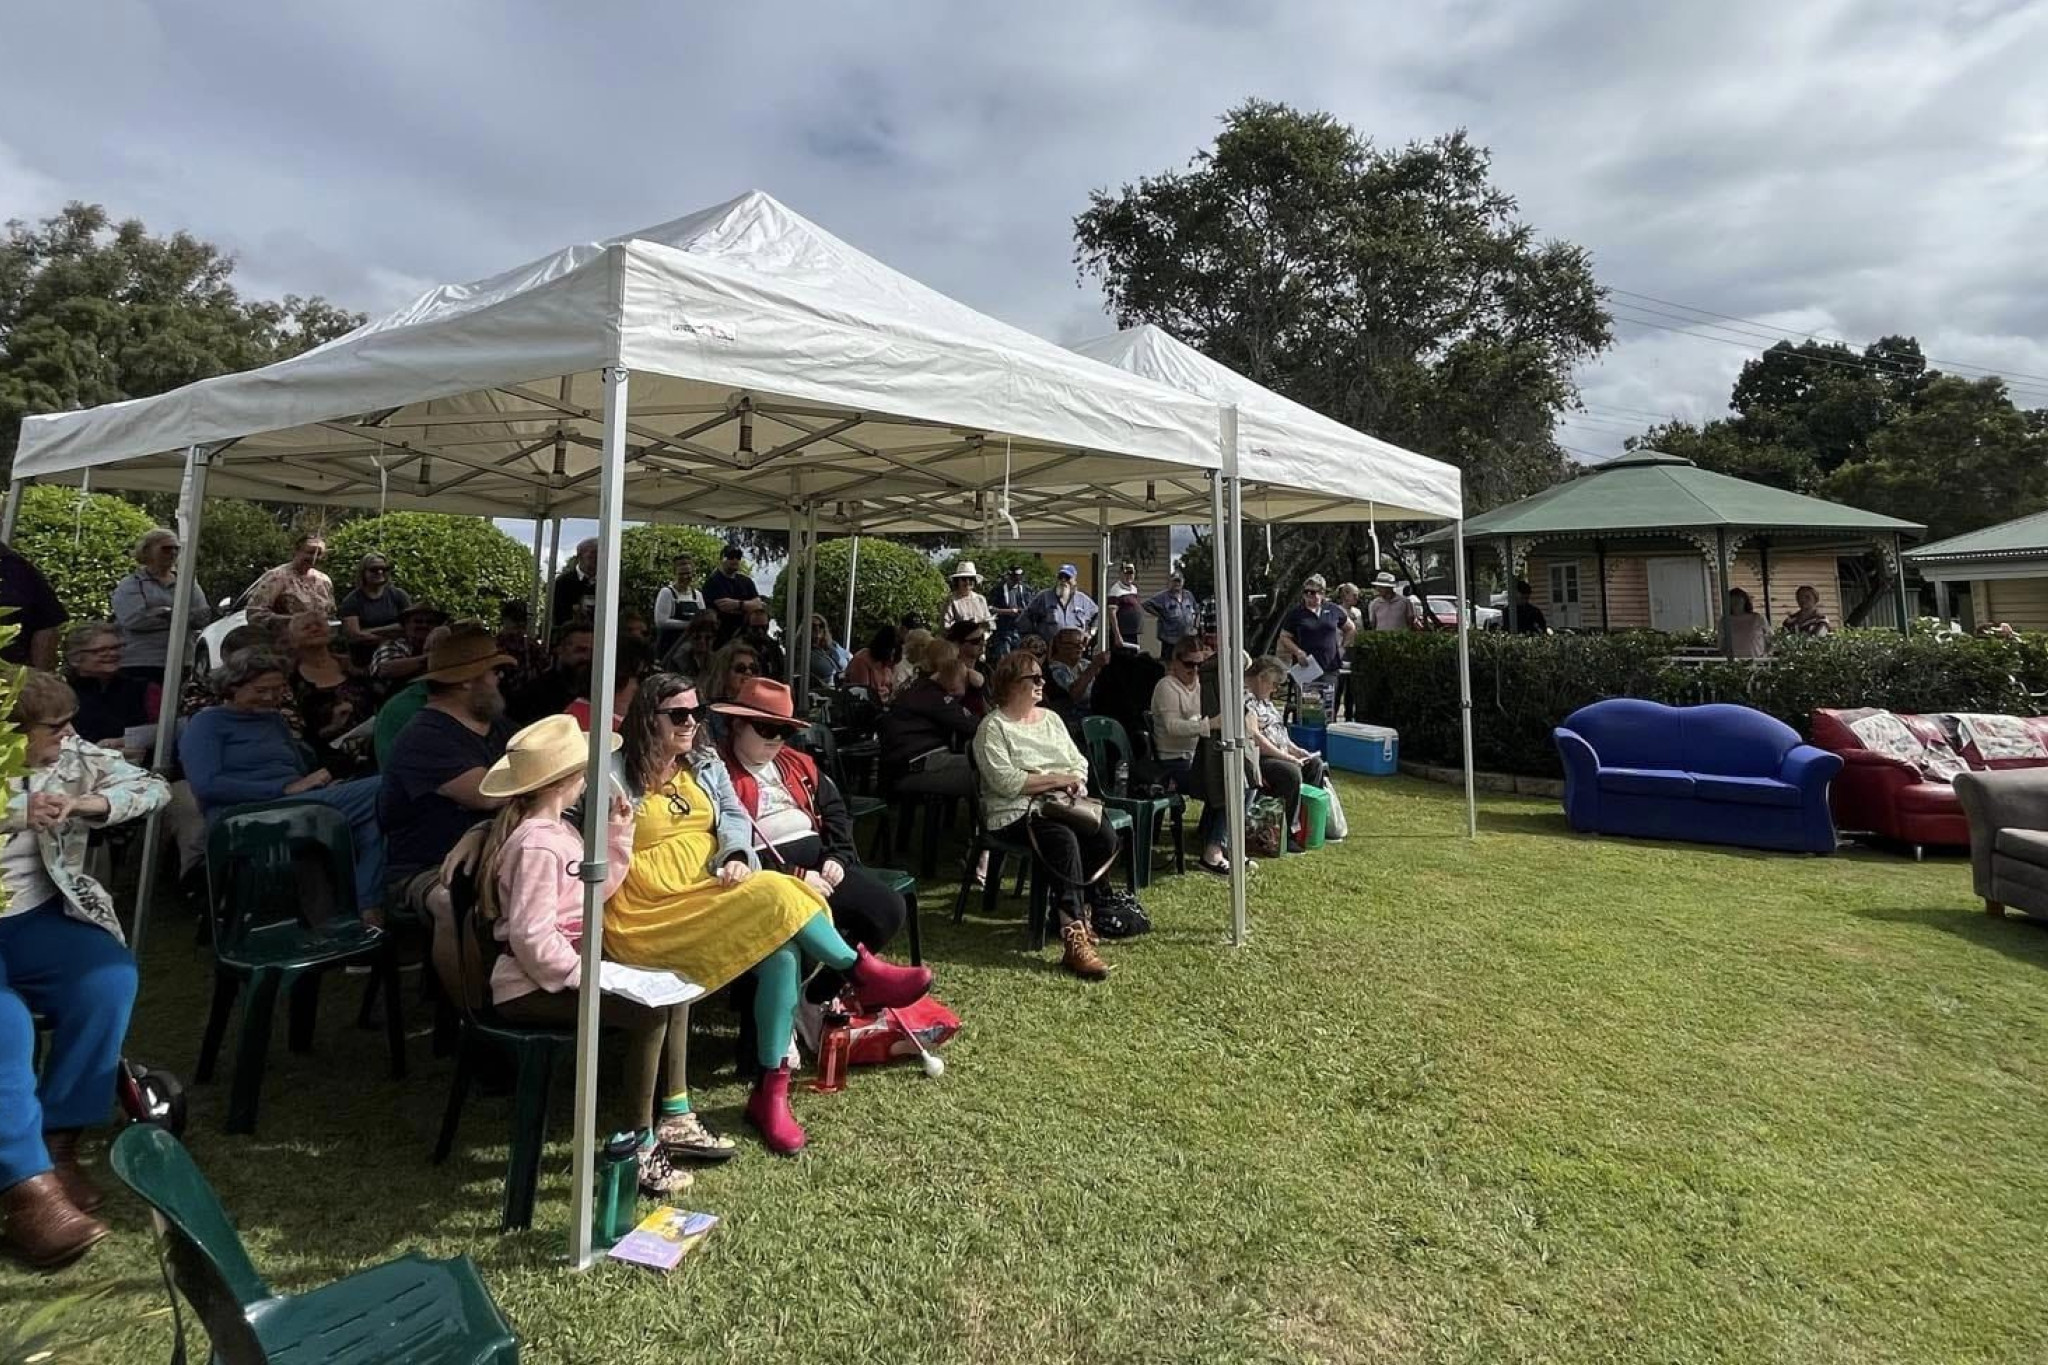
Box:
[3,736,171,943]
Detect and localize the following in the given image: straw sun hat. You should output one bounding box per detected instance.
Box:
[479,714,621,798]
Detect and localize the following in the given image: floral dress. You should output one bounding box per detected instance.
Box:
[2,737,170,942]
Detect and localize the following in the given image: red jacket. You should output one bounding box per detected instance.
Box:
[719,744,822,822]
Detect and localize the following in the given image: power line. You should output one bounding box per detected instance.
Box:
[1607,287,2048,394]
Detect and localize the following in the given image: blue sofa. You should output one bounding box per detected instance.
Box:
[1553,699,1843,853]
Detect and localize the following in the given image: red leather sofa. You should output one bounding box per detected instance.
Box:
[1810,708,2048,855]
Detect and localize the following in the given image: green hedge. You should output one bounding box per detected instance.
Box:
[324,512,535,624]
[937,545,1055,593]
[1351,630,2048,778]
[774,537,948,648]
[618,524,733,626]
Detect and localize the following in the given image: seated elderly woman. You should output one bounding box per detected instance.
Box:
[177,650,387,920]
[712,678,908,1055]
[972,652,1122,981]
[1244,655,1348,844]
[60,622,154,758]
[0,671,169,1269]
[282,609,374,778]
[604,672,933,1155]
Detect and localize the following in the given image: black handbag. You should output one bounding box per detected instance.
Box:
[1190,735,1258,808]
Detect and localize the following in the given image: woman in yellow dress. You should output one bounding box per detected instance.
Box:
[606,672,933,1153]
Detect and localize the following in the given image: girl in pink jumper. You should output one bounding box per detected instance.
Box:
[475,716,733,1195]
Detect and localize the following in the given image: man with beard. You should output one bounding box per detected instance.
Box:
[1022,563,1097,645]
[378,623,516,997]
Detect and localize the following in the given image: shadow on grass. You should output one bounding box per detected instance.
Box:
[1855,904,2048,967]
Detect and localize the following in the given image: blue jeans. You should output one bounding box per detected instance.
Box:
[303,777,387,913]
[0,898,137,1187]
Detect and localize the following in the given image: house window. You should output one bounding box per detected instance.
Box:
[1548,563,1580,606]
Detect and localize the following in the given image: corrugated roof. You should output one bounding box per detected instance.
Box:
[1905,507,2048,562]
[1412,452,1922,545]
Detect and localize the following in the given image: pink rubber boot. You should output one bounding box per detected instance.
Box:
[745,1063,807,1155]
[848,945,933,1011]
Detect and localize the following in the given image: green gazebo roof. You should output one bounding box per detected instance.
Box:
[1905,508,2048,564]
[1412,452,1923,545]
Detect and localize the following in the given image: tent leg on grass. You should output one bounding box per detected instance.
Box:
[569,364,631,1271]
[130,445,208,962]
[1454,517,1477,839]
[1222,450,1248,947]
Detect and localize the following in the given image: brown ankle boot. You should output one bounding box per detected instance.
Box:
[42,1130,103,1213]
[2,1173,110,1270]
[1060,922,1111,980]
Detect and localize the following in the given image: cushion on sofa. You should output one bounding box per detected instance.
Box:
[1993,827,2048,864]
[1693,774,1803,808]
[1597,767,1696,798]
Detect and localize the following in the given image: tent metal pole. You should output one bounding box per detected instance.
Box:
[1716,527,1733,659]
[841,534,860,649]
[797,504,820,712]
[782,501,804,690]
[0,479,23,542]
[129,445,208,961]
[528,516,547,626]
[544,516,564,637]
[1097,506,1112,652]
[1220,429,1249,946]
[1893,533,1911,634]
[569,365,631,1272]
[1453,516,1477,839]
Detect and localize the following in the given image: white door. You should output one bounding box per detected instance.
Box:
[1646,557,1710,632]
[1546,563,1583,629]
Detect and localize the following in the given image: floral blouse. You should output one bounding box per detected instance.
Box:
[2,736,170,942]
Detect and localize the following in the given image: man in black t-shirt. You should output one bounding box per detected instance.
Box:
[702,542,763,645]
[378,624,515,998]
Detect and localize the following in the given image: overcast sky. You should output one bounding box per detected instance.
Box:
[6,0,2045,551]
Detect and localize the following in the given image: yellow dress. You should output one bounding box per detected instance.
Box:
[604,768,827,992]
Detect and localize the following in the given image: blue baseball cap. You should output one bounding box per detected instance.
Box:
[1058,563,1078,578]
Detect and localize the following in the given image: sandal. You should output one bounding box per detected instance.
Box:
[657,1110,739,1163]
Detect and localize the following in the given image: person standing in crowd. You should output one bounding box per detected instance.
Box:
[1107,561,1143,652]
[1150,638,1241,879]
[0,671,169,1268]
[1335,582,1365,634]
[550,538,600,632]
[607,673,933,1154]
[702,543,763,646]
[989,565,1032,661]
[180,651,387,920]
[510,624,595,726]
[371,602,449,689]
[1023,564,1097,644]
[60,624,152,760]
[283,610,373,778]
[1782,584,1831,638]
[1366,572,1419,631]
[1143,570,1197,660]
[0,542,69,672]
[472,715,708,1195]
[807,615,849,692]
[111,529,209,683]
[1723,588,1770,658]
[378,625,515,996]
[653,552,706,652]
[1507,579,1549,634]
[974,652,1122,980]
[1277,574,1354,713]
[337,554,412,669]
[844,626,901,704]
[940,563,992,632]
[245,532,334,624]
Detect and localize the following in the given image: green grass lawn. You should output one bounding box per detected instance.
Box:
[8,776,2048,1364]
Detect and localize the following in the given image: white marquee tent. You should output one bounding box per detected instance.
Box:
[13,191,1474,1266]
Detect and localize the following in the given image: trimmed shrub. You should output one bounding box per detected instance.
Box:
[938,546,1055,593]
[193,498,293,607]
[617,525,733,625]
[12,484,155,618]
[324,512,535,624]
[774,537,948,648]
[1351,628,2048,778]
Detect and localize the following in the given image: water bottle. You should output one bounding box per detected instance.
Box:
[811,1010,852,1093]
[593,1131,640,1246]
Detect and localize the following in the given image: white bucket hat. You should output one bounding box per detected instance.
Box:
[1371,571,1398,588]
[479,714,620,798]
[950,561,980,581]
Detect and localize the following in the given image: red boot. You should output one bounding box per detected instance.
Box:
[745,1063,807,1155]
[848,945,932,1011]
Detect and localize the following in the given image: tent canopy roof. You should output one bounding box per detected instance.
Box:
[1412,452,1921,546]
[1905,507,2048,565]
[1067,326,1461,523]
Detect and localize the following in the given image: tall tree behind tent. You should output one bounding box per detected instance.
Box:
[1074,102,1611,631]
[0,202,363,478]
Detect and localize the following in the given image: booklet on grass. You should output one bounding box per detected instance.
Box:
[608,1207,719,1271]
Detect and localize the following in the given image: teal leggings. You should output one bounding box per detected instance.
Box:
[749,912,858,1069]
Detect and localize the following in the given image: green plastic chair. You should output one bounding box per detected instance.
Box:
[431,875,576,1233]
[798,721,891,860]
[866,866,923,966]
[951,752,1052,947]
[1082,716,1184,887]
[196,801,405,1135]
[110,1124,517,1365]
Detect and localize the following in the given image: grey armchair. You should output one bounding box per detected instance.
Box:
[1953,769,2048,918]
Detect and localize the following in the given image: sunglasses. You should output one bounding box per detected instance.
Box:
[662,783,693,819]
[1018,672,1045,686]
[730,662,759,677]
[740,718,799,741]
[658,703,706,724]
